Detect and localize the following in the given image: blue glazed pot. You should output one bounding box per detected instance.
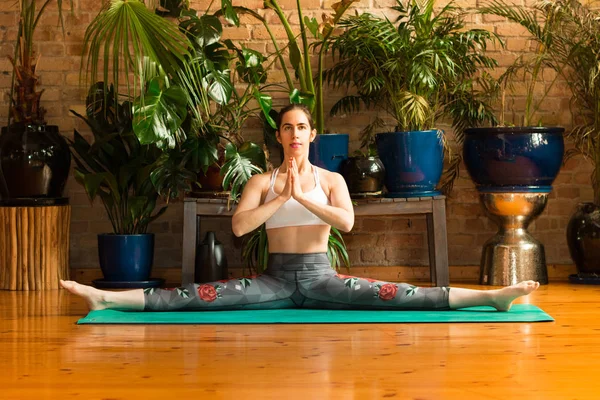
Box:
[463,127,564,193]
[309,133,349,173]
[375,130,444,198]
[98,233,155,281]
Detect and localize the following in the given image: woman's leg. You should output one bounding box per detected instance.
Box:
[299,272,540,311]
[60,280,145,311]
[300,272,452,310]
[60,274,297,312]
[448,281,540,311]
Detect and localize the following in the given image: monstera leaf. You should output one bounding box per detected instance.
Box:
[221,142,266,201]
[179,11,222,49]
[132,77,188,149]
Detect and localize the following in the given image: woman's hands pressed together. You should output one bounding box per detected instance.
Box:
[289,158,305,201]
[279,157,304,202]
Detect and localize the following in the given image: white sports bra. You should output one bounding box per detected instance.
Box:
[264,166,330,229]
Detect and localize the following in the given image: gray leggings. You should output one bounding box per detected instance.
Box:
[144,253,450,311]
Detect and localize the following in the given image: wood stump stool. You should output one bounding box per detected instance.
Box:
[0,204,71,290]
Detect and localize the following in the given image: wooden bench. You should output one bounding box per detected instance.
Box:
[182,196,449,286]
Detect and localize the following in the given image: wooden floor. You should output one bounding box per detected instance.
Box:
[1,281,599,399]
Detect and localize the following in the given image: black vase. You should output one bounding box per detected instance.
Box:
[566,203,600,275]
[340,156,385,197]
[195,231,228,283]
[0,123,71,202]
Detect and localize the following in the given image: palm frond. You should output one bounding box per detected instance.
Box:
[81,0,191,100]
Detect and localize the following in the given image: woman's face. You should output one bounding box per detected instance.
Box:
[276,109,316,157]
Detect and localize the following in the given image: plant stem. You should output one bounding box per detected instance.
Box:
[296,0,313,96]
[262,21,295,93]
[269,0,308,92]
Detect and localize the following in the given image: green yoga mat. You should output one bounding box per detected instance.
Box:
[77,304,553,325]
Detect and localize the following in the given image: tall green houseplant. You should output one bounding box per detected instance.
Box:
[459,0,569,195]
[69,83,167,235]
[324,0,498,194]
[547,0,600,204]
[552,0,600,278]
[81,1,273,202]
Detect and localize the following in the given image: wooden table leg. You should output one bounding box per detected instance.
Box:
[181,201,197,285]
[430,197,450,287]
[426,213,437,285]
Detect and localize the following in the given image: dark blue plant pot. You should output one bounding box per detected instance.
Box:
[463,127,564,193]
[375,130,444,198]
[98,233,155,281]
[309,133,349,173]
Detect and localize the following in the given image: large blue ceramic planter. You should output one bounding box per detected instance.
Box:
[375,130,444,198]
[463,127,564,193]
[98,233,155,281]
[309,133,349,173]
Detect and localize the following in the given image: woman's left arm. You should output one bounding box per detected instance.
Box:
[296,172,355,232]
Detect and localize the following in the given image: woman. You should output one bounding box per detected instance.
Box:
[61,104,539,312]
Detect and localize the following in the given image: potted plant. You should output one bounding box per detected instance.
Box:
[462,0,567,194]
[547,0,600,280]
[80,1,273,203]
[69,83,167,288]
[0,0,72,204]
[325,0,498,197]
[231,0,359,172]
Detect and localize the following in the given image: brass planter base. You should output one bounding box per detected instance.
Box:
[479,192,549,286]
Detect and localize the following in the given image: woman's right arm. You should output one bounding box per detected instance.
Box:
[231,173,290,237]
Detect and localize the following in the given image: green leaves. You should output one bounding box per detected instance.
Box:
[221,0,239,27]
[221,142,265,201]
[242,224,269,273]
[149,150,197,200]
[68,83,168,235]
[255,91,276,129]
[290,89,315,111]
[81,0,191,101]
[327,0,498,132]
[179,11,223,49]
[328,227,351,271]
[481,0,572,127]
[132,78,188,149]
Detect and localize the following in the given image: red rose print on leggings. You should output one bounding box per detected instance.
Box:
[378,283,398,301]
[198,284,218,302]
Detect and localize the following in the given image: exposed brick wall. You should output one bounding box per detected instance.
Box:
[0,0,587,272]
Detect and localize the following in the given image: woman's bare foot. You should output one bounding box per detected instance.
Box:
[60,280,108,311]
[490,280,540,311]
